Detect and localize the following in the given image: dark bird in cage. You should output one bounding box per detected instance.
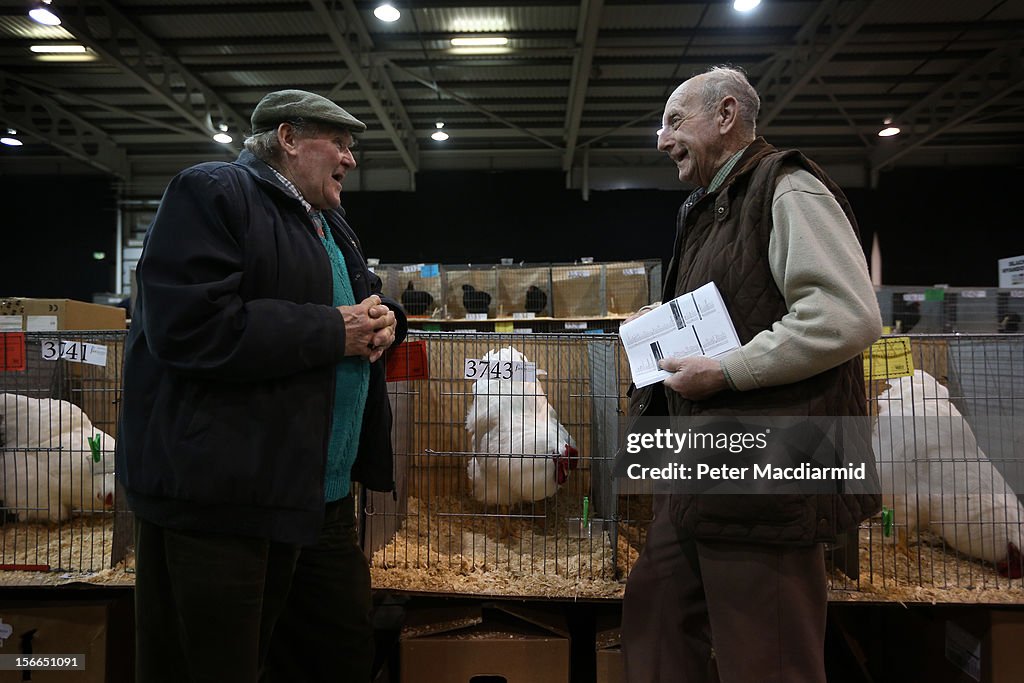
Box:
[892,298,920,333]
[998,313,1021,333]
[524,285,548,314]
[462,284,492,314]
[400,281,434,316]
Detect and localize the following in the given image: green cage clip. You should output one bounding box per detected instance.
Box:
[87,434,102,463]
[881,506,894,538]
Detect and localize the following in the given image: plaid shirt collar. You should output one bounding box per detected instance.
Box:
[268,165,329,237]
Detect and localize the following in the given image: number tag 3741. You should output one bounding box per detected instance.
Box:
[464,358,538,383]
[40,340,108,367]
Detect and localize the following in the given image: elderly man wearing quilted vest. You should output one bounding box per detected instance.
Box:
[620,66,883,683]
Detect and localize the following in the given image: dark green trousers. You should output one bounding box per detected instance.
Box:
[134,497,373,683]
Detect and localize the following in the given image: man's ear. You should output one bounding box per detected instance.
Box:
[718,95,739,134]
[277,123,299,157]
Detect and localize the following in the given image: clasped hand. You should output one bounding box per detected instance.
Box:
[340,295,397,362]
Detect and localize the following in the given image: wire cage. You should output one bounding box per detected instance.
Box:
[366,332,652,597]
[0,330,126,577]
[877,286,1024,334]
[830,333,1024,600]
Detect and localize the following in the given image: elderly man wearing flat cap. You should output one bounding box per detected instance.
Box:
[117,89,408,682]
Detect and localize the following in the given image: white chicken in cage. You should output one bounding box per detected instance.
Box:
[874,370,1024,578]
[465,347,579,535]
[0,393,116,523]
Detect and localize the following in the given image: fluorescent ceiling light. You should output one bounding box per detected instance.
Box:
[450,36,508,47]
[374,4,400,22]
[448,47,512,56]
[733,0,761,11]
[30,44,86,53]
[29,9,61,26]
[34,53,97,62]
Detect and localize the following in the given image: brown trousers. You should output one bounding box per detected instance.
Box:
[622,496,827,683]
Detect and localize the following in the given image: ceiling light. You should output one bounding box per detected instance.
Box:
[733,0,762,11]
[213,132,233,144]
[878,116,901,137]
[450,36,508,47]
[374,3,400,22]
[431,122,449,142]
[1,129,23,147]
[29,1,61,26]
[30,44,86,53]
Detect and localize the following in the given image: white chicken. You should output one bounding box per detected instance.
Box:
[0,393,116,522]
[465,347,578,535]
[874,370,1024,578]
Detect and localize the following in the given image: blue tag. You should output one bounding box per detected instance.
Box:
[420,264,440,278]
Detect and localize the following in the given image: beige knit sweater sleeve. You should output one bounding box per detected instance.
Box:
[719,167,882,392]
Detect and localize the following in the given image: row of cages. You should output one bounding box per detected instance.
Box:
[372,260,662,321]
[879,285,1024,334]
[1,330,1023,604]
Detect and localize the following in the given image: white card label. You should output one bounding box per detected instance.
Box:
[26,315,58,332]
[902,293,926,302]
[0,316,22,332]
[622,267,645,276]
[960,290,987,298]
[513,312,536,320]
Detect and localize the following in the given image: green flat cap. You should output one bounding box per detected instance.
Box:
[250,89,366,134]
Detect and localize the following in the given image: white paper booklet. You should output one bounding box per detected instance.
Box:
[619,281,741,388]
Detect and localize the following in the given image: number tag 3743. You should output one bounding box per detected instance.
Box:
[464,358,537,382]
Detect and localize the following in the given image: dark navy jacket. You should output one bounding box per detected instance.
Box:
[116,150,407,545]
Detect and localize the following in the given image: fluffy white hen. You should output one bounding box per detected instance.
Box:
[0,393,116,522]
[465,347,578,532]
[874,370,1024,578]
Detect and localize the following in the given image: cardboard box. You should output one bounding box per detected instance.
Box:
[933,609,1024,683]
[595,626,624,683]
[400,604,570,683]
[0,299,125,332]
[551,265,603,318]
[0,601,114,683]
[605,261,650,316]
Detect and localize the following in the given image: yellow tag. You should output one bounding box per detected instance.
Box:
[494,321,514,333]
[881,325,892,335]
[863,336,915,380]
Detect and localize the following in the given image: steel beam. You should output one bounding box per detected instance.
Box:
[0,72,129,179]
[58,0,248,146]
[870,42,1024,171]
[757,0,880,130]
[310,0,418,178]
[562,0,604,171]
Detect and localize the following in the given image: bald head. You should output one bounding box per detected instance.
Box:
[657,66,760,187]
[676,67,760,137]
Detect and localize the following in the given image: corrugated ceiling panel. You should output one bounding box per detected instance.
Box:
[138,12,321,39]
